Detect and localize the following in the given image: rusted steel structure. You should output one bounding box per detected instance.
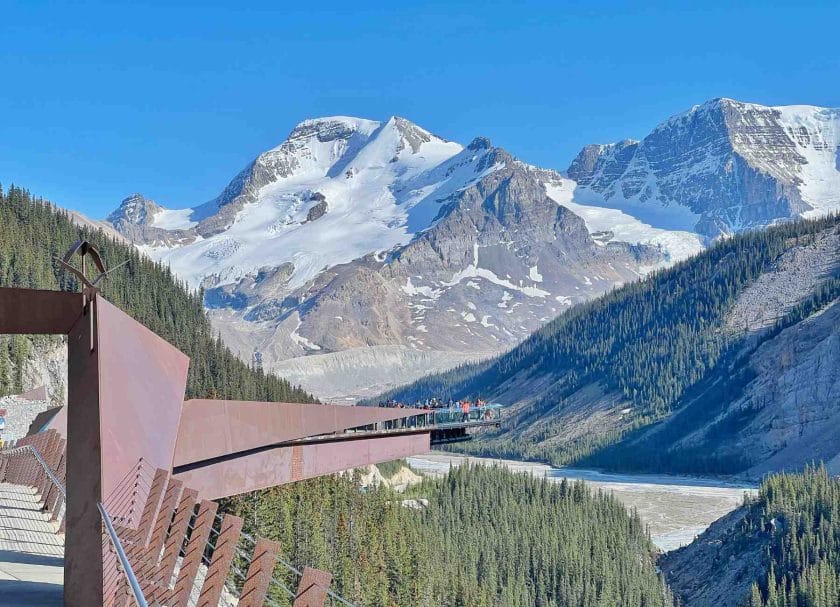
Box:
[0,242,498,607]
[0,243,436,607]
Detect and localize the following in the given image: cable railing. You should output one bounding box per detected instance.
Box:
[99,501,150,607]
[0,431,67,529]
[1,437,363,607]
[218,512,361,607]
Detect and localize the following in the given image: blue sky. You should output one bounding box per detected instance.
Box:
[2,0,838,218]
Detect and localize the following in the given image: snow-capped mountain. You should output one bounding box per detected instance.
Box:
[568,98,840,236]
[106,100,839,400]
[107,116,676,399]
[111,116,475,291]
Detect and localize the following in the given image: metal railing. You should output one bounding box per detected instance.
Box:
[2,443,66,498]
[1,439,364,607]
[99,502,150,607]
[0,437,67,527]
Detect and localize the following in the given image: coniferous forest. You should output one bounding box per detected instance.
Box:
[0,184,314,403]
[744,467,840,607]
[226,464,672,607]
[665,467,840,607]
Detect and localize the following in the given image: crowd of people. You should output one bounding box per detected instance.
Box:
[377,398,494,423]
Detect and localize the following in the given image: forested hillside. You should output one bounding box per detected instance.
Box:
[0,184,314,403]
[226,464,672,607]
[663,467,840,607]
[376,215,840,475]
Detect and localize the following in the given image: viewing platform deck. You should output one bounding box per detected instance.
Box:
[0,482,63,607]
[289,404,505,447]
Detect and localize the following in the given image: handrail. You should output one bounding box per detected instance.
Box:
[98,502,150,607]
[2,444,66,498]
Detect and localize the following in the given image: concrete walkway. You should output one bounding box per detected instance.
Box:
[0,483,63,606]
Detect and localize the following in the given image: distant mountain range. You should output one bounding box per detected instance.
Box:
[103,98,840,400]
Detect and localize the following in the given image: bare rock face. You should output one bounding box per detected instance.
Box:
[208,148,661,389]
[304,193,328,223]
[568,98,840,237]
[107,193,195,247]
[660,508,766,607]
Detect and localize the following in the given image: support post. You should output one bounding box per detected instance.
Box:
[169,499,218,607]
[64,295,103,607]
[195,513,244,607]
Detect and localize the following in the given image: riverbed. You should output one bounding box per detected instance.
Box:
[406,452,756,552]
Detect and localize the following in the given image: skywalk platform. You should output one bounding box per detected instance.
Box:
[0,482,63,607]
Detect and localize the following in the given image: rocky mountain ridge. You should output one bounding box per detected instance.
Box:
[104,99,840,400]
[568,98,840,237]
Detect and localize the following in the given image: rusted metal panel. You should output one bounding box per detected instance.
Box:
[0,287,83,334]
[137,477,183,596]
[17,385,47,401]
[174,399,427,467]
[195,513,244,607]
[117,466,169,601]
[169,499,218,607]
[31,406,63,437]
[294,567,333,607]
[175,432,431,500]
[95,297,190,504]
[155,488,198,602]
[239,537,282,607]
[43,437,65,510]
[35,430,60,498]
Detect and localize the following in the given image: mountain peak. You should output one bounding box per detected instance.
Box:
[282,116,381,148]
[467,136,492,151]
[107,193,162,226]
[569,97,840,237]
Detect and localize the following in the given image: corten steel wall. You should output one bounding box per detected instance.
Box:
[174,399,428,468]
[95,297,189,507]
[42,297,190,522]
[65,297,104,607]
[0,287,83,334]
[174,432,431,500]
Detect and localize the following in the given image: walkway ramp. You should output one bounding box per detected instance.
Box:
[0,482,63,607]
